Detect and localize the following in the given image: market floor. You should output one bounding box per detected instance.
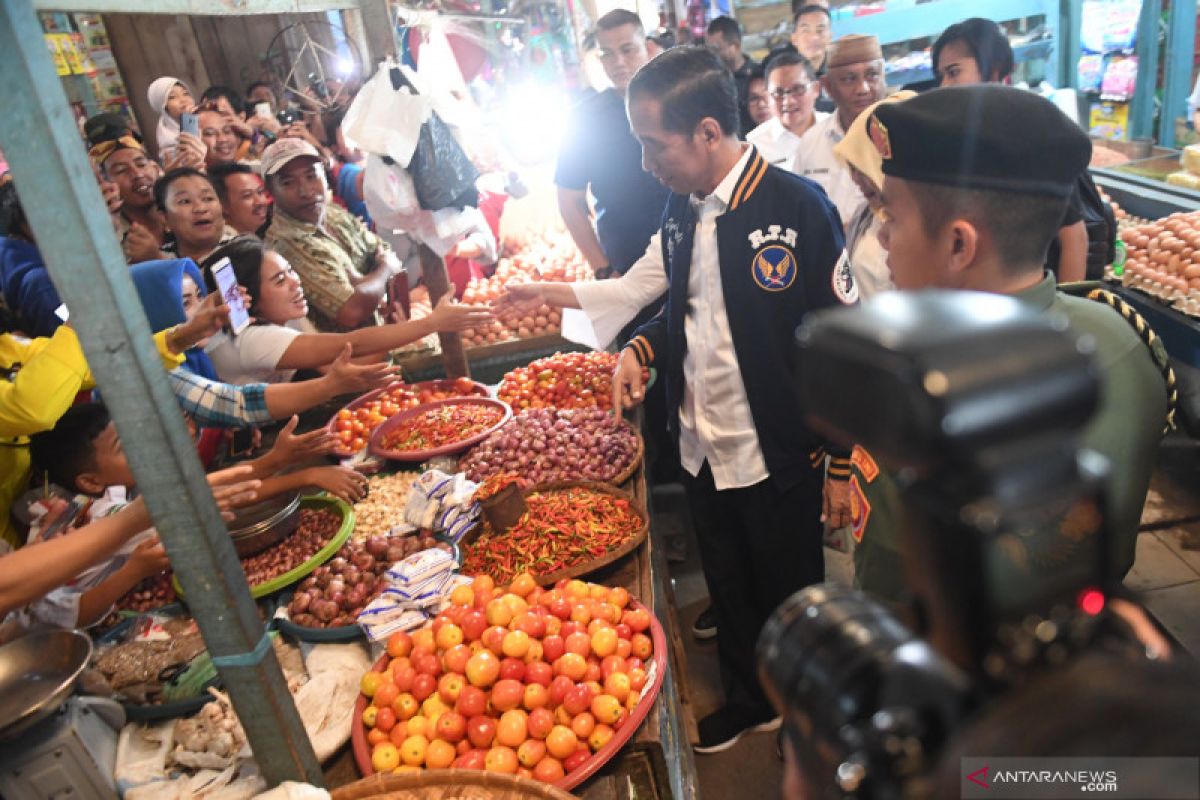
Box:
[654,433,1200,800]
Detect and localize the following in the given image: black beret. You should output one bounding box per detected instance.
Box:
[869,84,1090,199]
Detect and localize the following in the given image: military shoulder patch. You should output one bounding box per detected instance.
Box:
[832,250,859,305]
[868,115,891,160]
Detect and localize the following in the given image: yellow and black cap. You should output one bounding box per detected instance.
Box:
[870,84,1090,199]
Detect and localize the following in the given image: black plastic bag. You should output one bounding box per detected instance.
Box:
[408,111,479,211]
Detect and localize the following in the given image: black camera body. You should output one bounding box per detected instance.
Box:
[761,291,1137,798]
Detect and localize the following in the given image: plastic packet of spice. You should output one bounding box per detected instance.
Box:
[443,512,478,544]
[363,609,429,642]
[445,473,476,507]
[385,568,455,602]
[386,547,456,587]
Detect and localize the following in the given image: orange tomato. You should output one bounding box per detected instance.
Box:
[485,745,519,774]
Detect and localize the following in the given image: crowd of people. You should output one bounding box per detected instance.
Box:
[0,5,1188,791]
[0,71,493,639]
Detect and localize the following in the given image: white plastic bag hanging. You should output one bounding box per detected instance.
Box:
[364,153,495,257]
[340,64,430,167]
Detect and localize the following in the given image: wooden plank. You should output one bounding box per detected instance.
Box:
[102,13,158,142]
[191,16,233,88]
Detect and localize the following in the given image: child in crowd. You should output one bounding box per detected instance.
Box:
[20,402,365,631]
[147,77,195,160]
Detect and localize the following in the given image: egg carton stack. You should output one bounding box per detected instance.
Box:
[1118,210,1200,317]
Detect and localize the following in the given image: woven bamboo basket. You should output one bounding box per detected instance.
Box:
[331,770,577,800]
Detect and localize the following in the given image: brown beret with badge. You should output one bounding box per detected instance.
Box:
[869,84,1091,199]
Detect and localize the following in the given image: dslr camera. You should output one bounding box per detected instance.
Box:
[760,291,1149,799]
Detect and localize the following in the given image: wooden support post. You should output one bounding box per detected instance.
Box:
[0,0,321,786]
[419,244,471,379]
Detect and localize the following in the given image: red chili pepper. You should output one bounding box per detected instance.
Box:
[461,487,642,583]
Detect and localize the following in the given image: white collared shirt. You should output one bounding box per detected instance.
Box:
[570,236,669,349]
[746,113,829,169]
[678,146,769,490]
[791,113,866,226]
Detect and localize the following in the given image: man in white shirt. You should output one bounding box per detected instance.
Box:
[612,46,856,754]
[792,34,889,226]
[746,51,828,167]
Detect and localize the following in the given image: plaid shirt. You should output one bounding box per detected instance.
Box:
[167,367,271,428]
[265,203,388,332]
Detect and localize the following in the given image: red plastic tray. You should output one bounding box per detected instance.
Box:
[368,398,512,462]
[351,599,668,791]
[326,379,490,458]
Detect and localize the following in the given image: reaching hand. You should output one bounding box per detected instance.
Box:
[171,292,231,352]
[612,348,646,411]
[282,121,321,150]
[448,239,484,261]
[326,343,400,394]
[268,415,340,463]
[129,535,171,579]
[206,465,261,519]
[493,283,545,314]
[428,294,494,332]
[247,113,282,135]
[304,465,369,504]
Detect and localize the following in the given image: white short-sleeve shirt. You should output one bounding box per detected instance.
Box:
[205,320,306,385]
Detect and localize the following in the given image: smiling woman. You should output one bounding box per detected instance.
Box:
[198,236,494,385]
[154,168,237,264]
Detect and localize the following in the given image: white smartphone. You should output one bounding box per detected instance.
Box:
[254,102,272,118]
[210,257,251,336]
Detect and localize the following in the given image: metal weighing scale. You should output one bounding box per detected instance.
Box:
[0,630,125,800]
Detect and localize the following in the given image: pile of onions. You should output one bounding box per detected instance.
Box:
[1121,211,1200,313]
[287,535,451,628]
[460,407,639,486]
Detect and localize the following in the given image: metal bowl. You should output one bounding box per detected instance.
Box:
[228,491,302,557]
[0,629,92,740]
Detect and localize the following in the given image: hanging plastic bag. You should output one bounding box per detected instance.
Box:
[340,67,429,167]
[408,110,480,211]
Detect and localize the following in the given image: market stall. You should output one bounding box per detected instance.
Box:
[0,346,696,798]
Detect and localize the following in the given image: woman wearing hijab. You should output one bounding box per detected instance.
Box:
[831,92,915,300]
[146,77,195,160]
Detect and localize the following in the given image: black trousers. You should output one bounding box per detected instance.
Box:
[682,461,825,717]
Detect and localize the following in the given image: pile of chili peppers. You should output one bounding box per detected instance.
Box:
[461,487,644,583]
[380,402,505,453]
[473,472,527,504]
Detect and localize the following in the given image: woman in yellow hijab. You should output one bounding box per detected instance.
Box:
[831,91,914,299]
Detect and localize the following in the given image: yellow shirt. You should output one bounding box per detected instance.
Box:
[0,327,182,549]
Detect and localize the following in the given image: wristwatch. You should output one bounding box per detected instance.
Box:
[595,264,615,280]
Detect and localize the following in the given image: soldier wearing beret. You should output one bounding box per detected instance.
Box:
[853,85,1173,605]
[610,46,858,752]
